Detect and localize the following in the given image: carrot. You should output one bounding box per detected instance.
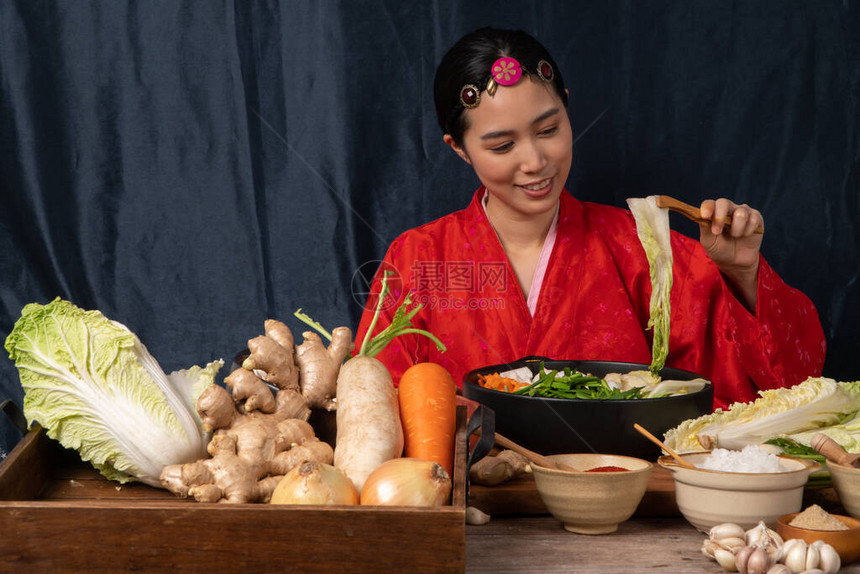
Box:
[398,362,458,477]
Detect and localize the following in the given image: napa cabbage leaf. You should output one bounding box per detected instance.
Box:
[785,409,860,454]
[626,196,673,374]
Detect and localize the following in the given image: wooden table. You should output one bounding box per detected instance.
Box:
[466,515,860,573]
[465,470,860,573]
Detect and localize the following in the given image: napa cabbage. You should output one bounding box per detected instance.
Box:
[664,377,860,453]
[626,196,673,374]
[4,298,222,487]
[785,410,860,453]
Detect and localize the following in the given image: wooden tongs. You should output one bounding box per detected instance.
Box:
[474,428,579,472]
[655,195,764,235]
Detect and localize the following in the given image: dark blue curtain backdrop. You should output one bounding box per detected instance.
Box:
[1,1,858,454]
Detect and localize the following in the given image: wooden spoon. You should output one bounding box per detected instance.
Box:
[491,432,580,472]
[655,195,764,234]
[633,423,697,469]
[811,432,860,468]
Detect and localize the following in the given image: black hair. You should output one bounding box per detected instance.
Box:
[433,27,568,146]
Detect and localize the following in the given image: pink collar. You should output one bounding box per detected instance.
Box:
[481,190,560,316]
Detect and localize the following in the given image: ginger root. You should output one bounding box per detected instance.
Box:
[295,326,353,411]
[468,449,531,486]
[217,366,310,422]
[160,383,330,503]
[162,317,358,503]
[237,318,352,413]
[242,319,300,392]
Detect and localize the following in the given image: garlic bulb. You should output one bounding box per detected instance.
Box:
[737,545,774,574]
[779,538,842,574]
[703,522,756,571]
[745,521,784,562]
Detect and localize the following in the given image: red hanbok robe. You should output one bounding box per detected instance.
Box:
[355,188,826,410]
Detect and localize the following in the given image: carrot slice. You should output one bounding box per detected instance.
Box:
[477,373,527,392]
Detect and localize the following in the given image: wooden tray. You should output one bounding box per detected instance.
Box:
[0,408,469,573]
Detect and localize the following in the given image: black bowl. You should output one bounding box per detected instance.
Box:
[462,357,713,461]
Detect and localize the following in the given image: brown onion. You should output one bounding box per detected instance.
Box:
[270,461,359,505]
[360,458,452,506]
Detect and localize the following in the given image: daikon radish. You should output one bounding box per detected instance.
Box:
[333,355,404,492]
[331,271,446,493]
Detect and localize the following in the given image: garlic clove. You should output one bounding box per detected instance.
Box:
[702,538,730,559]
[782,539,809,574]
[745,520,785,548]
[737,545,756,574]
[810,540,840,574]
[465,506,491,525]
[747,546,773,574]
[714,546,739,571]
[766,565,791,574]
[803,546,820,572]
[702,538,718,559]
[772,531,785,547]
[712,522,749,541]
[716,536,748,551]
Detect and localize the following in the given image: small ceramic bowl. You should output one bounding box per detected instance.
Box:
[658,452,820,532]
[531,453,653,535]
[777,512,860,564]
[828,461,860,519]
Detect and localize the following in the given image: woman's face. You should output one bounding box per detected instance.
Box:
[445,78,573,220]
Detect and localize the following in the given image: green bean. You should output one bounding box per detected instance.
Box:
[506,364,646,400]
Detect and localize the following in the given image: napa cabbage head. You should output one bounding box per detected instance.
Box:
[626,196,673,374]
[4,298,222,487]
[664,377,860,453]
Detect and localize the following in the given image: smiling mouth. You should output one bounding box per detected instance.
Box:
[519,178,553,192]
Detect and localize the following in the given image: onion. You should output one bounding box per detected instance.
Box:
[270,461,359,505]
[360,458,452,506]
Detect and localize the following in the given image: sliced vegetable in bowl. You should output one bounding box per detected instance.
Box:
[463,358,713,459]
[476,361,708,400]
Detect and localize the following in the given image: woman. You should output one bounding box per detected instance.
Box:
[355,27,825,409]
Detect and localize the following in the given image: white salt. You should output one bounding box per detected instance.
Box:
[697,445,789,473]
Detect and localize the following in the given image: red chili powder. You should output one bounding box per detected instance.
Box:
[585,465,628,472]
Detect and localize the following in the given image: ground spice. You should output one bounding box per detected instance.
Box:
[585,465,628,472]
[789,504,849,531]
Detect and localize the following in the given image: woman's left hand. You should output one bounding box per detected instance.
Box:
[698,198,764,311]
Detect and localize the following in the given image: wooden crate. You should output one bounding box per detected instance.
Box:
[0,408,468,573]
